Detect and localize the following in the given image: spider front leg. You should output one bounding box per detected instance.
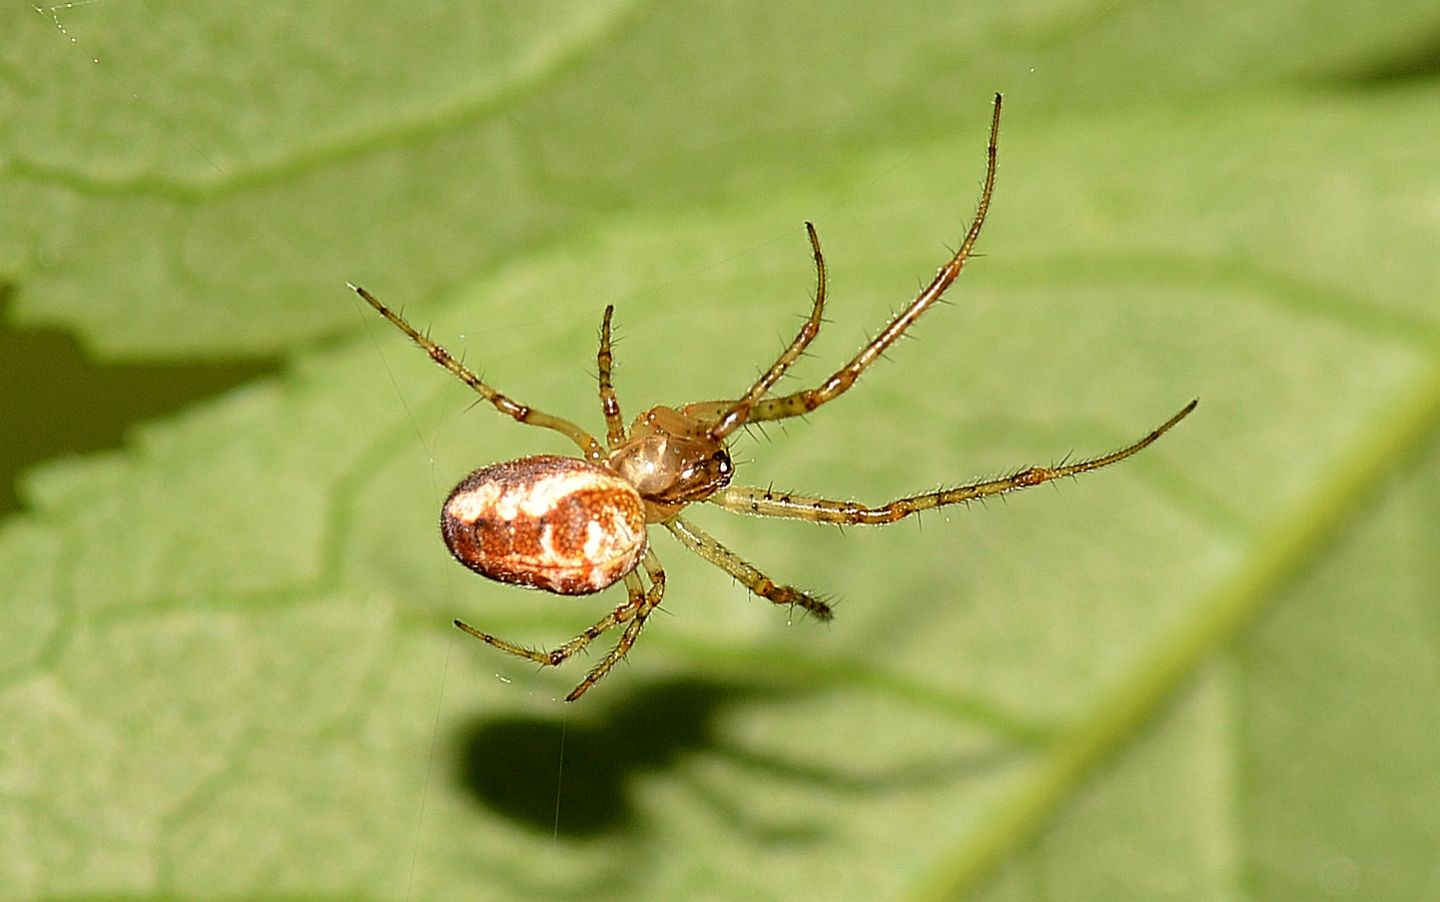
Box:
[664,516,833,621]
[350,283,607,463]
[686,221,830,440]
[742,93,1003,427]
[708,400,1198,525]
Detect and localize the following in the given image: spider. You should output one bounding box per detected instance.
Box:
[351,93,1196,701]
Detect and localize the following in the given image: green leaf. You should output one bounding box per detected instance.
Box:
[4,3,1439,900]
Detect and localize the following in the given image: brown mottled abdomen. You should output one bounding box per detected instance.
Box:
[441,455,647,595]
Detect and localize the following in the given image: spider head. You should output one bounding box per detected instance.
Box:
[607,406,733,514]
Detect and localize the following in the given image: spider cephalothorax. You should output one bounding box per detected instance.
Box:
[607,406,735,517]
[351,93,1195,701]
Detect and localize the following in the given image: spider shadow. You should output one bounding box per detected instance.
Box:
[453,677,775,840]
[453,675,1017,844]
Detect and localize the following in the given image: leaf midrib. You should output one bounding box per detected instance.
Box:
[915,354,1440,898]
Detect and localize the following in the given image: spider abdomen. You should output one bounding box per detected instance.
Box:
[441,455,647,595]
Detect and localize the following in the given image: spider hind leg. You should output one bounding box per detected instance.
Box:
[452,556,664,701]
[565,550,668,701]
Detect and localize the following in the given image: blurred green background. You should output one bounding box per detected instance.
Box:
[3,2,1438,899]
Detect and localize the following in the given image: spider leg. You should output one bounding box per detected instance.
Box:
[596,305,628,448]
[708,400,1197,524]
[453,569,648,675]
[743,93,1002,426]
[351,283,607,462]
[688,222,829,440]
[566,549,668,701]
[664,515,833,620]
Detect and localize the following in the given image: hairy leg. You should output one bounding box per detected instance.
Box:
[664,515,833,620]
[690,222,829,440]
[567,549,668,701]
[352,283,606,462]
[743,94,1003,426]
[708,400,1197,525]
[452,569,648,673]
[596,304,627,448]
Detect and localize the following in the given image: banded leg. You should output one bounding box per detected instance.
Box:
[452,569,648,671]
[708,399,1198,524]
[568,549,668,701]
[744,93,1003,426]
[690,222,830,440]
[596,305,627,447]
[664,515,833,621]
[351,283,606,463]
